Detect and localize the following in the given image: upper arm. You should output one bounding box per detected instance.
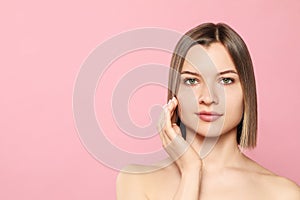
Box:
[116,171,148,200]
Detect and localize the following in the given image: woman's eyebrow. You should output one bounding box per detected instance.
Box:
[219,70,238,75]
[180,71,200,76]
[180,70,237,76]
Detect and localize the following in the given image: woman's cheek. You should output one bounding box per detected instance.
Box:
[224,90,244,130]
[177,87,198,118]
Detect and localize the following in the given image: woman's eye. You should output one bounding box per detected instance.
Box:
[220,77,234,85]
[184,78,199,85]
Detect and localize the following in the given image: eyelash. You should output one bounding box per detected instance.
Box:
[183,78,200,85]
[182,77,235,86]
[219,77,235,85]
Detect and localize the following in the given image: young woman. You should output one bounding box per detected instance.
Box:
[116,23,300,200]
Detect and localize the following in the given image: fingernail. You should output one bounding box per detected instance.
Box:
[168,100,171,104]
[172,96,176,101]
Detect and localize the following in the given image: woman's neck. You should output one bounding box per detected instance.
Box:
[186,128,245,171]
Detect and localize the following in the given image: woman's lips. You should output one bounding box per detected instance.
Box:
[196,111,223,122]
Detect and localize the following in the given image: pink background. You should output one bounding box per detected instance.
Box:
[1,0,300,199]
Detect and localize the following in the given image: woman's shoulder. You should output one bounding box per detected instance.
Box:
[116,164,148,199]
[116,159,179,199]
[243,156,300,199]
[270,175,300,199]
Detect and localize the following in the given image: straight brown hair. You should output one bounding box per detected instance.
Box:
[168,23,257,148]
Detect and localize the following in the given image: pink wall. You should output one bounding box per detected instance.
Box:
[1,0,299,199]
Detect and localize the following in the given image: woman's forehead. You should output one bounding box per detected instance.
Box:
[182,43,237,74]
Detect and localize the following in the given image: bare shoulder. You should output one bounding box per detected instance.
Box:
[116,159,179,200]
[264,173,300,200]
[116,164,152,200]
[243,155,300,199]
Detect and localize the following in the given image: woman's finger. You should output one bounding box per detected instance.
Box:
[156,104,167,133]
[169,97,178,117]
[172,123,181,136]
[163,130,172,146]
[158,97,182,147]
[164,97,179,140]
[158,125,172,147]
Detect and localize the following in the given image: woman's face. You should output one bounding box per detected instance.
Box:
[177,42,243,137]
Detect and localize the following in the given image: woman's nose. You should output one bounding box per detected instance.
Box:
[198,83,219,105]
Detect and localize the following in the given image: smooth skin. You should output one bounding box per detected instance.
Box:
[116,43,300,200]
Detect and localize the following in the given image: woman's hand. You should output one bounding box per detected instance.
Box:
[157,97,202,174]
[158,97,202,199]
